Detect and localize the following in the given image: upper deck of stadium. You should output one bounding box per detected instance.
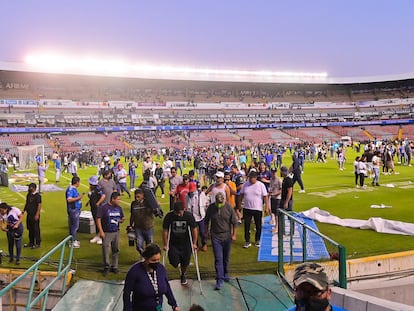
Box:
[1,60,414,104]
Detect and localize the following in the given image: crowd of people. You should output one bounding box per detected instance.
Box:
[1,137,412,310]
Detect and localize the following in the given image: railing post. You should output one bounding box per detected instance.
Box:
[277,210,284,276]
[338,245,347,289]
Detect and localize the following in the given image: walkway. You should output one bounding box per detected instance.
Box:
[52,274,294,311]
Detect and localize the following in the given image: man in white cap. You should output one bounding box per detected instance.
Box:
[286,262,346,311]
[87,175,105,244]
[206,170,230,205]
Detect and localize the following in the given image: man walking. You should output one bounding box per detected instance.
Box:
[130,188,155,258]
[168,167,183,211]
[98,170,118,204]
[23,183,42,248]
[240,170,269,248]
[162,202,198,285]
[205,192,238,290]
[96,192,125,275]
[37,161,48,193]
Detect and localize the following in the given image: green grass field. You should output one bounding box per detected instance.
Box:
[0,146,413,283]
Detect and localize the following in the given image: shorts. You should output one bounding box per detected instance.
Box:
[168,245,192,268]
[270,198,281,214]
[235,195,242,211]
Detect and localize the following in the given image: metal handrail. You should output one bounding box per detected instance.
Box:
[277,209,347,289]
[0,235,74,311]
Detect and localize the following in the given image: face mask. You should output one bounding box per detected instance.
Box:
[148,262,159,270]
[295,297,330,311]
[308,297,329,311]
[217,202,224,208]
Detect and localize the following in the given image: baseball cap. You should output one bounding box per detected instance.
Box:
[88,175,99,186]
[215,171,224,178]
[293,262,329,290]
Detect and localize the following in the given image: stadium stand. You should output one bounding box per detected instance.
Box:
[1,69,414,155]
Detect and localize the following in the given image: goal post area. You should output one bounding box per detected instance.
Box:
[17,145,45,171]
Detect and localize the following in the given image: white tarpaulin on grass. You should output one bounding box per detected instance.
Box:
[299,207,414,236]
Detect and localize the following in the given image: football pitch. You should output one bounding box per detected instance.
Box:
[0,146,413,282]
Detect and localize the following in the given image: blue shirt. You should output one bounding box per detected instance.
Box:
[66,185,82,210]
[97,203,124,232]
[55,159,61,170]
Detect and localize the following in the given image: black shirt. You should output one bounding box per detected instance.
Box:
[24,192,41,217]
[162,211,196,247]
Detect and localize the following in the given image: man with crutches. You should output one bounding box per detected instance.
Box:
[204,192,238,290]
[163,201,198,285]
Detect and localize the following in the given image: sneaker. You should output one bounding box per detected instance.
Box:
[32,244,40,249]
[73,240,80,248]
[180,274,188,285]
[161,194,165,199]
[96,238,103,245]
[255,241,260,247]
[110,267,119,274]
[299,189,305,193]
[90,236,99,243]
[8,258,13,264]
[24,243,33,248]
[243,242,251,249]
[103,268,109,276]
[215,280,223,290]
[15,260,20,265]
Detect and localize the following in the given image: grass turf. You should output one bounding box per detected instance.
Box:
[0,146,413,283]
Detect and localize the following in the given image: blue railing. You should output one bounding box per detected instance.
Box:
[0,236,74,311]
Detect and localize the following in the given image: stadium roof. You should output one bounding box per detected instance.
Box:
[1,60,414,85]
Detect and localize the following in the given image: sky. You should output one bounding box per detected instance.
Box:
[1,0,414,79]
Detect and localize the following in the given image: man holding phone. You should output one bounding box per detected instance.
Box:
[65,176,83,248]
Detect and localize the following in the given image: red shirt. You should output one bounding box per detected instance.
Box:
[175,183,191,209]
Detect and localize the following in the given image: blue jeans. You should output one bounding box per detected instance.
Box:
[135,227,154,255]
[211,236,232,282]
[129,173,136,189]
[373,167,380,184]
[197,219,207,246]
[67,208,80,241]
[7,224,23,261]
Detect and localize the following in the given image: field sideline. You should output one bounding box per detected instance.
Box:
[0,145,413,282]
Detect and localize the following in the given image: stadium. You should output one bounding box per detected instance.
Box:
[0,58,413,311]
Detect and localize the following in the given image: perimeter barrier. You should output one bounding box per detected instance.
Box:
[277,209,347,289]
[0,236,74,311]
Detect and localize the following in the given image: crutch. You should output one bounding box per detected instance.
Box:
[163,226,171,266]
[188,226,203,295]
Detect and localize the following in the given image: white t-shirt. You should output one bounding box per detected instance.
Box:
[241,180,268,211]
[1,206,22,227]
